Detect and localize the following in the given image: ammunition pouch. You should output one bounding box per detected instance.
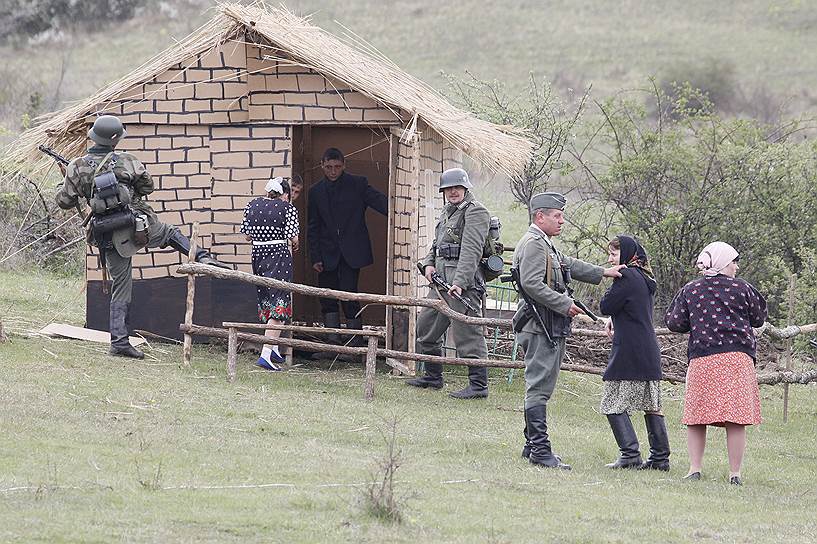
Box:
[543,307,572,338]
[436,243,461,260]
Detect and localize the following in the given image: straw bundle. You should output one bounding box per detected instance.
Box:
[3,1,533,178]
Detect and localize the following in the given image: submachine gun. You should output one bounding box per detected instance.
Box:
[500,267,555,347]
[417,262,480,315]
[38,145,90,226]
[560,264,600,322]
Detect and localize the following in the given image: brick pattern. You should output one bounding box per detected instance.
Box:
[96,40,249,125]
[246,45,403,124]
[390,136,419,298]
[208,125,292,273]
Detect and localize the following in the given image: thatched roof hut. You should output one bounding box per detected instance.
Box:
[5,2,532,350]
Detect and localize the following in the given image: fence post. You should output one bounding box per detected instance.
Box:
[364,336,378,401]
[182,222,199,367]
[227,327,238,383]
[783,274,797,423]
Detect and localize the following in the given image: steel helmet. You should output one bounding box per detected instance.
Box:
[88,115,127,146]
[439,167,473,191]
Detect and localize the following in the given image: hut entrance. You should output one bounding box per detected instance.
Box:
[291,125,391,326]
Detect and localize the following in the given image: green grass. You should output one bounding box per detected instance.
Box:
[2,268,817,542]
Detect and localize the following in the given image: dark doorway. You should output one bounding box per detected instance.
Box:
[291,125,391,326]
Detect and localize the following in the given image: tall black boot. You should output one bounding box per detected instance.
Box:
[526,405,571,469]
[522,414,532,459]
[449,363,488,399]
[345,317,365,347]
[167,230,230,269]
[605,413,642,469]
[406,350,444,390]
[639,413,671,471]
[109,301,144,359]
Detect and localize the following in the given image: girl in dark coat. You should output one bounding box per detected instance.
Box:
[599,235,670,470]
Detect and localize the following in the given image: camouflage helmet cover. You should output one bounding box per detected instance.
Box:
[88,115,127,146]
[439,167,473,191]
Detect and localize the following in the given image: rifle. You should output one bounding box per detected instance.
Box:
[561,264,600,322]
[500,268,555,347]
[39,145,90,225]
[38,145,69,166]
[417,262,480,315]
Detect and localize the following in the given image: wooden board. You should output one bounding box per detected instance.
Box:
[39,323,147,346]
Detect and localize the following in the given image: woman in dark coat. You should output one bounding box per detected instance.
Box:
[241,177,300,371]
[599,235,670,470]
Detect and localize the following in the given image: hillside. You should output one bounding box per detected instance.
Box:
[1,0,816,140]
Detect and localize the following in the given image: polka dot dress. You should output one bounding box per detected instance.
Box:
[240,197,300,323]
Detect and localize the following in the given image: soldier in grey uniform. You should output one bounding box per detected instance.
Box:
[56,115,228,359]
[406,168,491,399]
[513,192,624,468]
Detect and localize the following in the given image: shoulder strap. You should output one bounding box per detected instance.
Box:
[93,152,116,177]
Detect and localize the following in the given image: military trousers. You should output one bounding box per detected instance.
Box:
[415,285,488,387]
[517,331,566,409]
[104,219,179,304]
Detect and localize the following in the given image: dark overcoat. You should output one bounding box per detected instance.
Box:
[307,172,388,271]
[599,267,663,381]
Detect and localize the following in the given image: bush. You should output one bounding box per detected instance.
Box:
[577,83,817,321]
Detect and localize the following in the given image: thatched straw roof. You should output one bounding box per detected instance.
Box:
[4,2,532,177]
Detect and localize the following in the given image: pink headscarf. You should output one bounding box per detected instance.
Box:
[696,241,739,276]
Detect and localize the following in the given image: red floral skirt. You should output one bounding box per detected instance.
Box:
[682,351,761,426]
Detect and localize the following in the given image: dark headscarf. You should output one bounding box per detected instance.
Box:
[616,234,657,294]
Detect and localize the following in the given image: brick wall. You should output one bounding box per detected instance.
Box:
[246,44,402,125]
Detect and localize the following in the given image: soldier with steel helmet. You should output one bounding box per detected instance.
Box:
[407,167,492,399]
[56,114,229,359]
[512,192,624,468]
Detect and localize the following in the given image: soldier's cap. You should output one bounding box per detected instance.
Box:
[530,192,567,211]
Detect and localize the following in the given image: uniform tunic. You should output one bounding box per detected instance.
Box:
[55,145,177,304]
[512,224,603,409]
[241,197,300,323]
[415,192,491,386]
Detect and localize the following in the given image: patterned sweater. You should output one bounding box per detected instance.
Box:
[665,275,767,361]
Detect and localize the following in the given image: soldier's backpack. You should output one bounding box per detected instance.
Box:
[86,152,135,245]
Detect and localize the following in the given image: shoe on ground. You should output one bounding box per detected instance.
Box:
[683,471,702,481]
[449,386,488,399]
[730,476,742,486]
[269,349,286,364]
[255,357,282,371]
[530,455,571,470]
[109,344,144,359]
[405,376,444,390]
[638,460,670,471]
[606,456,643,469]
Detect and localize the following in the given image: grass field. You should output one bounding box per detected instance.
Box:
[2,268,817,542]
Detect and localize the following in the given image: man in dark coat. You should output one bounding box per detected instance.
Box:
[307,148,388,334]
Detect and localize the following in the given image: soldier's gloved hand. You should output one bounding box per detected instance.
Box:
[448,284,463,297]
[424,265,436,284]
[567,303,584,318]
[603,264,626,278]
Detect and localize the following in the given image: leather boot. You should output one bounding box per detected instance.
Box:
[345,317,365,347]
[639,413,671,471]
[108,301,144,359]
[522,415,532,459]
[526,405,571,469]
[406,352,444,389]
[605,413,642,469]
[167,230,230,269]
[323,312,341,345]
[449,361,488,398]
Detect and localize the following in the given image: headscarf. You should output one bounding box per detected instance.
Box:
[616,234,656,294]
[265,177,284,195]
[696,241,739,277]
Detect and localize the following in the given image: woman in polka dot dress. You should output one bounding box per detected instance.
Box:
[665,241,767,485]
[241,177,300,371]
